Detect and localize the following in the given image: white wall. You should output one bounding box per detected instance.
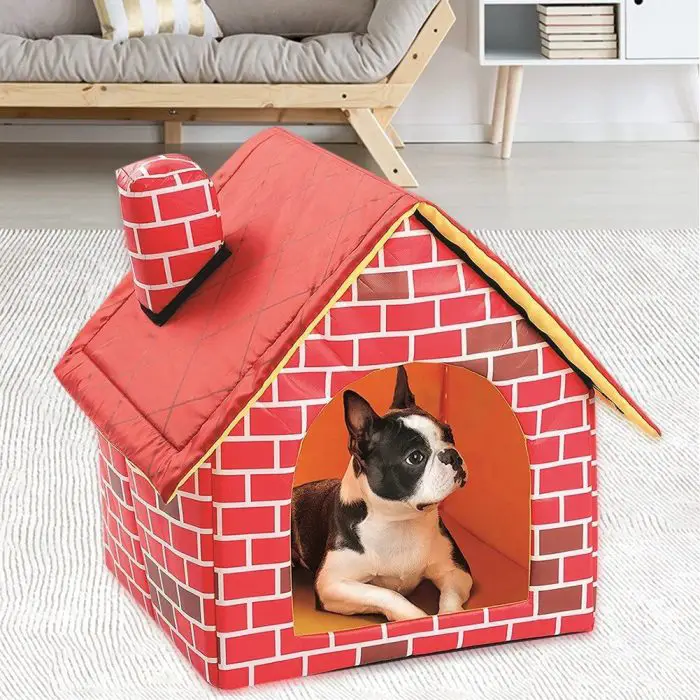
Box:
[1,0,698,143]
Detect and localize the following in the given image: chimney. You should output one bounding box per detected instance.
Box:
[116,154,230,325]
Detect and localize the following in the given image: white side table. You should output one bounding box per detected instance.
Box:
[467,0,700,158]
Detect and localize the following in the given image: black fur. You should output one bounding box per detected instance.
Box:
[391,365,416,409]
[291,479,367,574]
[345,389,447,502]
[439,519,471,574]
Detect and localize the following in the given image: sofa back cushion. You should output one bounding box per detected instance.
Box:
[0,0,101,38]
[204,0,375,37]
[0,0,375,38]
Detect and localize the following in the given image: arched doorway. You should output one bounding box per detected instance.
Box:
[292,362,531,635]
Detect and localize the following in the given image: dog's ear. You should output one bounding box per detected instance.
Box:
[391,365,416,410]
[344,390,379,440]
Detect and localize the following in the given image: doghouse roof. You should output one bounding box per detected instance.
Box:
[55,128,659,501]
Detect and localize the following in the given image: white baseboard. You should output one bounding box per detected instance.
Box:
[0,120,697,143]
[398,122,700,143]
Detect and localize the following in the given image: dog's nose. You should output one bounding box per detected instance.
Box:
[439,449,467,487]
[438,448,463,470]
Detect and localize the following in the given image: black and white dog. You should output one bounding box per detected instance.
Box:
[291,366,473,622]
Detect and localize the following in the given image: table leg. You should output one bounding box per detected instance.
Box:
[501,65,524,160]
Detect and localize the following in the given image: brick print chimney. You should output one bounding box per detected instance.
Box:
[116,154,230,325]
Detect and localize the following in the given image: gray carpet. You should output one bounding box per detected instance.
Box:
[1,228,698,700]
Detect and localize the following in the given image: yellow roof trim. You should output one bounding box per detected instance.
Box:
[416,202,659,439]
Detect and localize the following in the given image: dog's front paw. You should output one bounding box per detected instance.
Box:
[438,573,473,615]
[438,601,467,615]
[387,602,429,622]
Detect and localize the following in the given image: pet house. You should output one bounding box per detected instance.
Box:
[55,128,659,690]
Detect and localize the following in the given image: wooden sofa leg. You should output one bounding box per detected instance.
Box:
[372,108,405,148]
[163,120,183,146]
[385,124,405,150]
[346,108,417,188]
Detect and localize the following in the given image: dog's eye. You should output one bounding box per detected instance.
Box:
[406,450,425,466]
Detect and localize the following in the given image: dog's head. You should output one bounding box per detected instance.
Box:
[343,366,467,510]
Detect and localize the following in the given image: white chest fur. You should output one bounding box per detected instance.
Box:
[355,507,440,594]
[329,464,447,594]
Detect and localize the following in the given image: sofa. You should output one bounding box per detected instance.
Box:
[0,0,455,187]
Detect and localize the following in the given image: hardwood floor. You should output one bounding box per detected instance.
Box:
[0,141,697,229]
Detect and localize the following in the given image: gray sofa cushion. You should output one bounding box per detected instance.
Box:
[0,0,439,84]
[208,1,375,37]
[0,0,374,39]
[0,0,100,39]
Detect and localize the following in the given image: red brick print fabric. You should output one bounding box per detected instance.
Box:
[94,214,598,690]
[117,154,223,314]
[98,433,220,686]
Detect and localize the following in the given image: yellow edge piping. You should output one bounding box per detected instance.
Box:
[416,202,659,439]
[165,203,420,502]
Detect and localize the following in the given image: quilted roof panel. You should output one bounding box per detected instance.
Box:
[55,129,418,498]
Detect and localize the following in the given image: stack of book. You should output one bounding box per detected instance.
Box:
[538,5,618,59]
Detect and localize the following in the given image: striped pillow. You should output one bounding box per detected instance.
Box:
[93,0,222,41]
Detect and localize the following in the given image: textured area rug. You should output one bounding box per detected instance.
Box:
[1,228,698,700]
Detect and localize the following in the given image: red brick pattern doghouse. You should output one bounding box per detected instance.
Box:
[57,129,657,690]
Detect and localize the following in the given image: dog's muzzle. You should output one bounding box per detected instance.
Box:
[438,448,467,487]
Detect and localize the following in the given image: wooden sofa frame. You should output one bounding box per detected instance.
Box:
[0,0,455,188]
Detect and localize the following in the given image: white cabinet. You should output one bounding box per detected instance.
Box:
[466,0,699,159]
[626,0,699,60]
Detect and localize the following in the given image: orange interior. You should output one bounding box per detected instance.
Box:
[292,363,531,635]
